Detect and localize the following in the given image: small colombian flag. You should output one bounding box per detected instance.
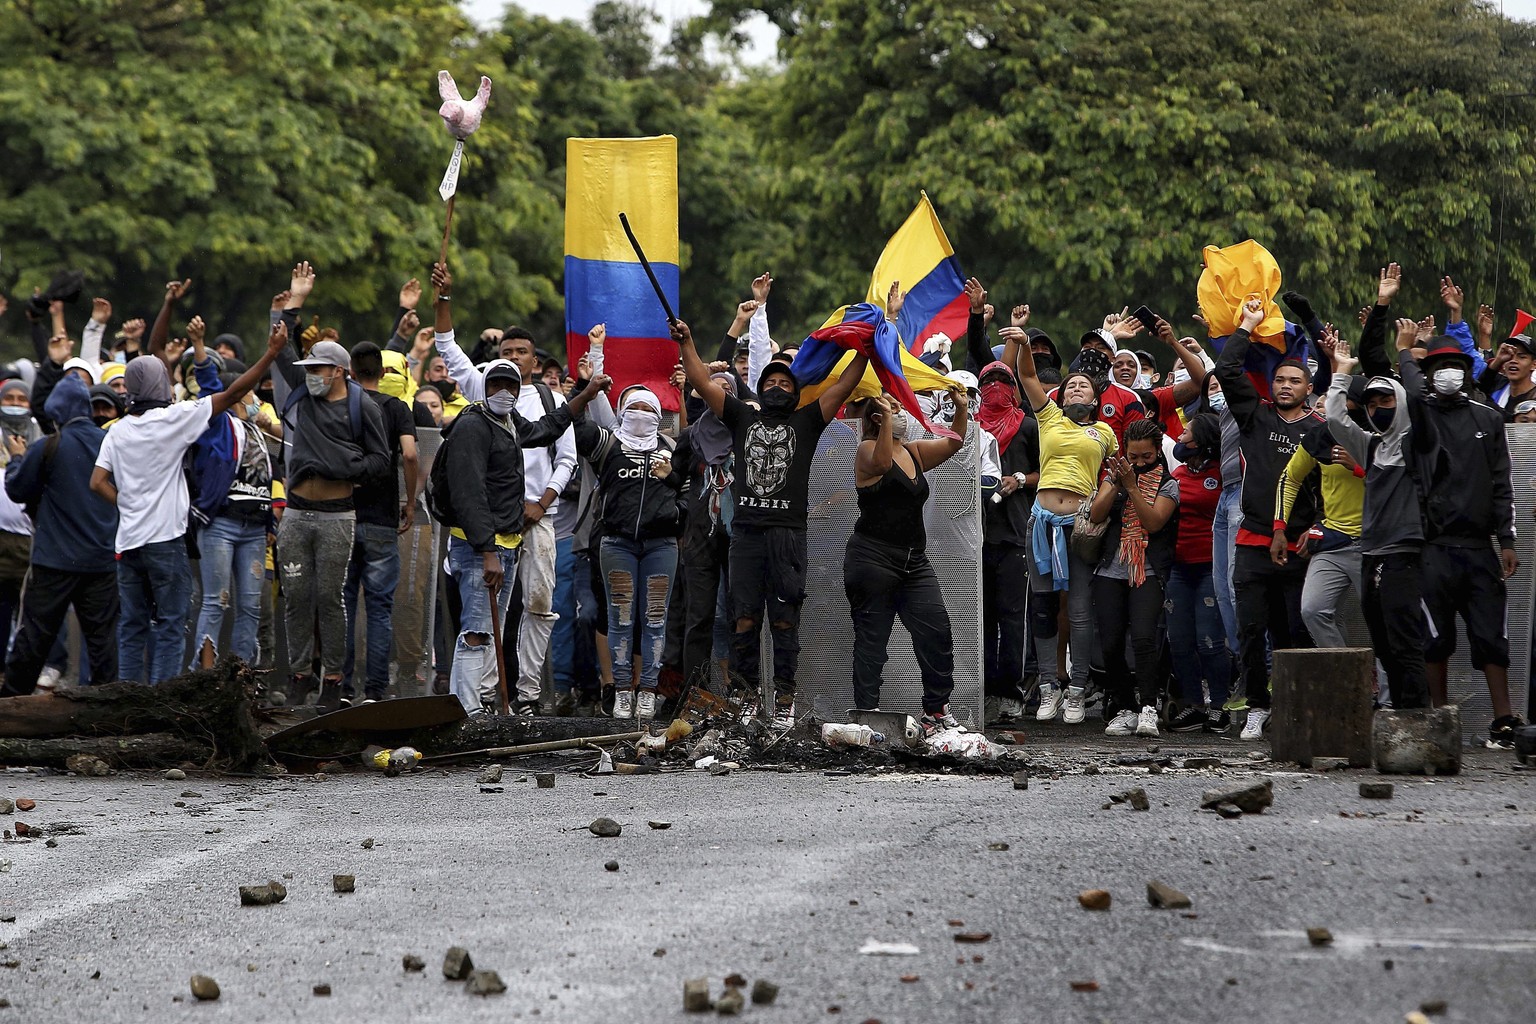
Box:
[564,136,681,412]
[867,191,970,353]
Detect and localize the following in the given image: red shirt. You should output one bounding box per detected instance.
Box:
[1138,384,1185,440]
[1172,461,1222,564]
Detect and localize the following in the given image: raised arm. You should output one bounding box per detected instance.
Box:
[82,297,109,367]
[963,278,995,374]
[999,323,1047,411]
[429,262,484,403]
[855,394,900,482]
[149,279,192,363]
[910,380,969,469]
[817,350,870,422]
[675,319,727,419]
[210,321,288,418]
[747,272,773,389]
[1214,299,1265,432]
[1325,344,1374,468]
[1157,317,1208,407]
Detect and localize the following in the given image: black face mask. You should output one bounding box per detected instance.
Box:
[437,380,458,400]
[760,387,796,415]
[255,386,274,405]
[1133,460,1161,475]
[1370,407,1395,432]
[91,414,115,428]
[1063,402,1095,424]
[1171,441,1206,466]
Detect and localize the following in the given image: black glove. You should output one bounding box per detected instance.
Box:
[1281,290,1317,326]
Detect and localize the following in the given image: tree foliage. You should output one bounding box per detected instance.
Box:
[2,0,1534,362]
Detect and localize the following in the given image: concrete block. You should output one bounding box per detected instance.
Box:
[1372,707,1461,776]
[1270,648,1374,767]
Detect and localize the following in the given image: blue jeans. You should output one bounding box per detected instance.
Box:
[118,538,192,684]
[1166,561,1231,708]
[342,522,403,701]
[191,517,267,667]
[1211,485,1243,654]
[447,537,519,712]
[551,535,578,694]
[600,535,677,692]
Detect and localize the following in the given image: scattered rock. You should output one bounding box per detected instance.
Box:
[479,786,504,794]
[1012,771,1029,790]
[313,983,331,996]
[12,822,30,837]
[238,882,287,906]
[648,820,672,830]
[65,755,111,776]
[1200,780,1273,814]
[1069,980,1100,992]
[589,817,622,837]
[1311,756,1349,772]
[1246,751,1268,761]
[465,970,506,996]
[535,773,556,788]
[1125,787,1150,811]
[361,838,375,849]
[14,799,34,812]
[1306,927,1333,947]
[1146,880,1192,909]
[708,762,733,776]
[0,799,11,814]
[750,979,778,1005]
[953,931,991,943]
[723,973,747,989]
[1214,802,1244,819]
[1360,782,1395,800]
[333,875,355,893]
[477,764,503,784]
[1181,757,1222,770]
[986,842,1009,851]
[716,987,745,1015]
[164,769,187,781]
[181,791,202,798]
[443,946,474,980]
[189,974,220,1000]
[1419,999,1448,1015]
[1405,1013,1431,1024]
[654,948,666,957]
[1078,889,1111,911]
[44,838,57,849]
[605,860,620,872]
[899,974,919,983]
[1083,765,1101,775]
[684,976,712,1012]
[402,954,425,972]
[1372,706,1462,775]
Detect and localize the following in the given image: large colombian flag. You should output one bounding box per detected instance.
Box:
[867,191,969,353]
[1199,239,1311,400]
[564,136,681,412]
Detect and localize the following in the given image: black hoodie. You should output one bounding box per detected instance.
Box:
[439,401,574,552]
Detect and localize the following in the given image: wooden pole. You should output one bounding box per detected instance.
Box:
[438,193,457,269]
[487,579,510,714]
[420,732,646,765]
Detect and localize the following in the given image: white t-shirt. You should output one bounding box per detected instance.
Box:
[95,399,214,552]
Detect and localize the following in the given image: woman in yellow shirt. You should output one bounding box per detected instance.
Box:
[1000,309,1118,725]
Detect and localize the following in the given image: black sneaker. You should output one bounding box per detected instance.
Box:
[1489,714,1527,750]
[316,679,343,713]
[513,700,539,717]
[1204,710,1232,734]
[553,692,578,717]
[1170,706,1207,733]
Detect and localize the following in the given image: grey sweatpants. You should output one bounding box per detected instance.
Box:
[1300,546,1361,650]
[279,508,355,679]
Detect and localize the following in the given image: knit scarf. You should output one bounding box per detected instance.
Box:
[1118,465,1164,587]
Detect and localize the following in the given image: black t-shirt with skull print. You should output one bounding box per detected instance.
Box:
[720,394,830,529]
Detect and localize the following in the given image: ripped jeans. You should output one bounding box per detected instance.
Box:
[446,537,520,713]
[600,535,677,693]
[191,515,268,667]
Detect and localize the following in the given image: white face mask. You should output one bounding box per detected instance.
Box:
[1208,390,1227,413]
[1431,366,1465,396]
[621,407,660,436]
[486,390,516,416]
[304,372,331,398]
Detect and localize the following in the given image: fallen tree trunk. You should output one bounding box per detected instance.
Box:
[0,659,267,771]
[0,733,213,769]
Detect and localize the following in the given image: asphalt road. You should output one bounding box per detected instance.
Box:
[1,742,1533,1023]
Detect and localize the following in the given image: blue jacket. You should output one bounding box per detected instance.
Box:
[3,375,117,573]
[187,359,240,526]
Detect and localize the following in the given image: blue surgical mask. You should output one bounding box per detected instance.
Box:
[1208,391,1227,413]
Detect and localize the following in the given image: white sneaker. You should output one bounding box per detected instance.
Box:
[613,690,635,720]
[1240,708,1271,740]
[999,697,1024,721]
[1062,686,1087,724]
[36,666,62,692]
[1104,710,1137,736]
[1135,705,1160,738]
[636,691,657,720]
[1036,683,1063,721]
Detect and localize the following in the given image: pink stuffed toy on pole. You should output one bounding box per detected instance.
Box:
[434,70,492,266]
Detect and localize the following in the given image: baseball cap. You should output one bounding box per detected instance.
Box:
[483,359,522,385]
[1363,377,1396,397]
[294,340,351,371]
[1506,334,1536,357]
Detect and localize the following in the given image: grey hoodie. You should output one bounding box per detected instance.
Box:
[1325,374,1437,556]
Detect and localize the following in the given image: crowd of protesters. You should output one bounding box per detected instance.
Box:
[0,257,1528,751]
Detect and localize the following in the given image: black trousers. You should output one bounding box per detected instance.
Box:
[680,528,729,688]
[2,568,118,695]
[843,532,955,714]
[1092,573,1166,714]
[1233,544,1310,710]
[982,542,1031,698]
[1420,543,1510,669]
[1363,551,1430,709]
[728,525,807,692]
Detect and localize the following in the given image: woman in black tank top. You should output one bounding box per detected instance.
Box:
[843,388,969,735]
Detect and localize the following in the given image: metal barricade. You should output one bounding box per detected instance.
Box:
[787,416,984,723]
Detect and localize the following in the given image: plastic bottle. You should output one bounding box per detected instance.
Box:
[821,723,886,748]
[364,746,422,773]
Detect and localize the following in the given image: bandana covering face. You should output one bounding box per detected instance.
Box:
[615,388,662,451]
[976,361,1024,453]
